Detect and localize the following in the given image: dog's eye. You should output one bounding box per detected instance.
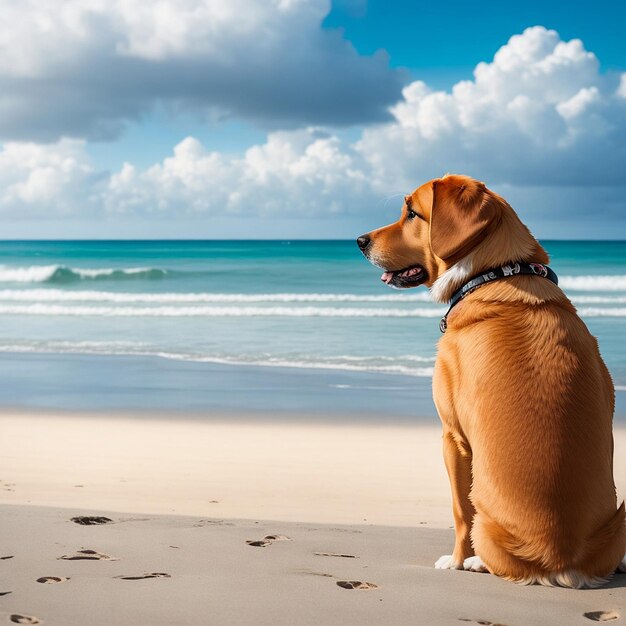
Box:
[406,208,423,221]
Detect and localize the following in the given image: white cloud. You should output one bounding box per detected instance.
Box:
[0,0,403,141]
[357,26,626,189]
[0,139,99,215]
[106,130,369,216]
[1,26,625,236]
[102,27,626,222]
[0,0,322,74]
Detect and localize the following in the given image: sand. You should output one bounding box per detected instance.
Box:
[1,409,625,625]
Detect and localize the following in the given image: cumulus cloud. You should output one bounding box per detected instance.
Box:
[0,0,404,141]
[0,139,101,215]
[0,129,372,220]
[357,26,626,189]
[1,26,625,236]
[107,26,626,216]
[106,130,370,216]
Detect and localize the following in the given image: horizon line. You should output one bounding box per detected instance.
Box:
[0,238,625,244]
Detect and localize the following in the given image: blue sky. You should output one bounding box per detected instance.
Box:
[0,0,624,239]
[326,0,626,75]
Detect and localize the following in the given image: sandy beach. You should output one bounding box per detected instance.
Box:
[1,409,625,625]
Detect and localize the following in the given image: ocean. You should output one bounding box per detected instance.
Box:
[0,240,624,421]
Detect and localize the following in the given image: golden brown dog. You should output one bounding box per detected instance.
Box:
[358,174,626,587]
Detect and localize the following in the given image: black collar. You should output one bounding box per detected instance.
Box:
[439,262,559,333]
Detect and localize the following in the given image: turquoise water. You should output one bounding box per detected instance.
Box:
[0,240,624,418]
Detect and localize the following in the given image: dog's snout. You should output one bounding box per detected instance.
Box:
[357,235,371,252]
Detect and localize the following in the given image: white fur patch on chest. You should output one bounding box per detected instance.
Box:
[429,254,474,304]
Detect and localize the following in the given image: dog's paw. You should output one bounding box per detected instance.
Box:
[435,554,463,570]
[463,555,488,572]
[618,555,626,573]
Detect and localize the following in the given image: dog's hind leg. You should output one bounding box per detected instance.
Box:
[435,430,476,570]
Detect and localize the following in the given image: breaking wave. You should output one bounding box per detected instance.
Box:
[0,289,625,305]
[0,301,624,318]
[0,304,446,317]
[0,265,168,283]
[0,289,432,303]
[559,275,626,291]
[0,341,435,377]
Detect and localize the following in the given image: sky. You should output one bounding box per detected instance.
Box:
[0,0,624,239]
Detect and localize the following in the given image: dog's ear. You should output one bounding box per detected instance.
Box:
[430,175,500,263]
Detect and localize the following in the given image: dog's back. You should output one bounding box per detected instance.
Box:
[435,275,625,585]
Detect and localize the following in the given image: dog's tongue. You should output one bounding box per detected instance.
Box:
[381,271,394,284]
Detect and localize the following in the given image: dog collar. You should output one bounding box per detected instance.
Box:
[439,262,559,333]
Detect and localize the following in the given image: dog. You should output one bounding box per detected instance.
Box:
[357,174,626,587]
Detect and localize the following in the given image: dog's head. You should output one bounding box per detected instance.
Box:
[357,174,546,297]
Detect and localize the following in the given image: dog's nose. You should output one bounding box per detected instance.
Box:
[356,235,371,251]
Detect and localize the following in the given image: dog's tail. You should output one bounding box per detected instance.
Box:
[481,502,626,588]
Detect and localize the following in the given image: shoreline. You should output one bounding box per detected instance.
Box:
[0,352,625,421]
[0,403,438,427]
[0,351,439,419]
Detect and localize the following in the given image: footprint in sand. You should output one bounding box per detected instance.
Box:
[115,573,171,580]
[193,519,234,527]
[297,569,335,578]
[9,615,41,624]
[59,549,117,561]
[314,552,358,559]
[336,581,379,590]
[36,577,69,584]
[246,535,292,548]
[459,617,506,626]
[307,528,362,534]
[70,516,113,525]
[584,611,620,622]
[264,535,291,541]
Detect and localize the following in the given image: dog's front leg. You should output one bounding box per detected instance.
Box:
[435,430,476,569]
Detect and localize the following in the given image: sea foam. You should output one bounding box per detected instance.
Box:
[0,265,167,283]
[0,289,624,304]
[0,289,432,303]
[0,303,624,318]
[0,304,446,317]
[559,275,626,291]
[0,341,435,378]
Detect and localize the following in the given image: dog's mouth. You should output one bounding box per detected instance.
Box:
[380,264,427,289]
